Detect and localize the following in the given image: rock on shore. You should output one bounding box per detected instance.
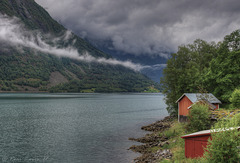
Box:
[129,116,174,163]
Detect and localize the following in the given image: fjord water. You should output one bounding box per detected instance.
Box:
[0,93,168,163]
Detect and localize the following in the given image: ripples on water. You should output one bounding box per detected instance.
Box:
[0,93,168,163]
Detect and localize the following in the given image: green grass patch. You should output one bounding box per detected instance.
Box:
[150,146,161,153]
[159,159,172,163]
[161,121,186,139]
[162,143,170,149]
[157,121,205,162]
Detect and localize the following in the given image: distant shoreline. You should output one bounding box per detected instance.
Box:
[0,91,162,94]
[0,91,48,93]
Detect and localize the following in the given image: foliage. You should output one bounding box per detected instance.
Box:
[187,104,211,132]
[161,29,240,115]
[0,48,155,92]
[168,123,188,162]
[204,30,240,102]
[159,114,240,163]
[203,114,240,163]
[143,85,160,93]
[164,129,179,139]
[160,39,217,115]
[159,121,187,162]
[49,63,155,93]
[0,0,156,93]
[229,88,240,109]
[0,0,64,33]
[0,0,110,58]
[152,113,240,163]
[159,160,172,163]
[211,109,240,120]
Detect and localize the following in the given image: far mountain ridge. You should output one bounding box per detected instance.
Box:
[89,40,169,82]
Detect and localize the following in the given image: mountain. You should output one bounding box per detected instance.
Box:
[111,53,167,83]
[0,0,157,93]
[92,41,169,83]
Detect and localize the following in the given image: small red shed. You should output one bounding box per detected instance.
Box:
[182,127,240,158]
[181,129,211,158]
[176,93,221,122]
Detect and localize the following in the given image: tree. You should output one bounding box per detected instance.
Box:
[229,88,240,109]
[204,30,240,102]
[160,39,217,115]
[187,103,211,132]
[203,114,240,162]
[161,30,240,114]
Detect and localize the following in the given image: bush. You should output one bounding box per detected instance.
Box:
[203,114,240,163]
[229,89,240,109]
[187,104,211,132]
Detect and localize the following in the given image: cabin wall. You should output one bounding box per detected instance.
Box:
[179,115,188,122]
[185,135,211,158]
[179,96,192,116]
[213,104,219,110]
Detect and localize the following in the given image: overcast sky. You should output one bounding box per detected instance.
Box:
[35,0,240,57]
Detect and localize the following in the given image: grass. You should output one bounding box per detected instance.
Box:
[160,159,172,163]
[149,146,161,153]
[155,120,186,162]
[157,108,240,162]
[157,120,208,163]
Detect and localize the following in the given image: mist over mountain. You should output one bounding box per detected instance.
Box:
[89,40,169,82]
[0,0,158,93]
[35,0,240,83]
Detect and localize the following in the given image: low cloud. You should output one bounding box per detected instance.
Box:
[36,0,240,56]
[0,14,144,71]
[142,64,167,70]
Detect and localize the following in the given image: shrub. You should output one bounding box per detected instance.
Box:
[233,113,240,125]
[203,114,240,163]
[187,104,211,132]
[229,89,240,109]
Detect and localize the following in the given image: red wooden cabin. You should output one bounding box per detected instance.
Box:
[181,130,211,158]
[182,127,240,158]
[176,93,221,122]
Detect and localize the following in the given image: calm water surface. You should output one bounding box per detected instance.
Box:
[0,93,168,163]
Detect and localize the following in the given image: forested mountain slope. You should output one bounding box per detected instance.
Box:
[0,0,156,92]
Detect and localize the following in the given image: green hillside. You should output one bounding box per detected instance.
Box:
[0,0,156,93]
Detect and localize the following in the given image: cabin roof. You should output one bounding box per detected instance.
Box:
[176,93,221,104]
[188,99,217,110]
[182,127,240,139]
[181,129,211,138]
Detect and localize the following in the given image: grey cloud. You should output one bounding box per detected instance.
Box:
[36,0,240,56]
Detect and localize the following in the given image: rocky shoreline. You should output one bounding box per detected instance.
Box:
[129,116,175,163]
